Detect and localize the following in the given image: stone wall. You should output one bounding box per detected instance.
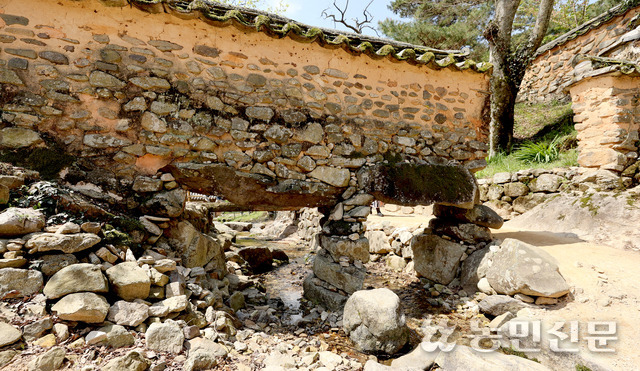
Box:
[478,163,640,220]
[0,0,490,215]
[519,6,640,103]
[568,74,640,172]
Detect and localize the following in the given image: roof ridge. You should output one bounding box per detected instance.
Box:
[117,0,492,73]
[536,0,640,56]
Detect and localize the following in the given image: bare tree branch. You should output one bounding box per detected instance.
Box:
[322,0,379,36]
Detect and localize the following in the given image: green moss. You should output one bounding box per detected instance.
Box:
[499,347,539,363]
[0,146,74,180]
[102,224,132,246]
[575,364,592,371]
[580,194,599,216]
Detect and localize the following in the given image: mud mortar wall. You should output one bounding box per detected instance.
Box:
[0,0,490,208]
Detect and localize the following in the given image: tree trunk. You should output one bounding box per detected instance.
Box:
[486,0,555,156]
[489,75,517,154]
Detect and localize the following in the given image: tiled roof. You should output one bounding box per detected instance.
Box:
[565,55,640,90]
[537,0,640,56]
[124,0,491,73]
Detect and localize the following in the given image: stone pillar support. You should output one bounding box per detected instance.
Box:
[303,191,373,311]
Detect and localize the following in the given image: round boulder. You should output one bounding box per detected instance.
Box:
[343,288,408,355]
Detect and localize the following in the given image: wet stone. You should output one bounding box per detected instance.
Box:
[39,51,69,65]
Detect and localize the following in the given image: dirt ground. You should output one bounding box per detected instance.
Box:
[368,210,640,371]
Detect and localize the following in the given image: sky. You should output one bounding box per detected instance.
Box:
[264,0,404,38]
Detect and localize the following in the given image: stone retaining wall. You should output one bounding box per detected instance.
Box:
[478,165,640,220]
[0,0,490,214]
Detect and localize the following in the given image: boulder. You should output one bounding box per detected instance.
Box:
[165,221,225,273]
[145,321,184,353]
[25,233,101,254]
[148,295,188,317]
[51,293,109,323]
[98,324,135,348]
[433,204,504,229]
[478,295,525,316]
[23,318,53,341]
[366,230,392,254]
[429,218,493,244]
[459,248,492,292]
[486,239,569,298]
[102,351,150,371]
[0,322,21,347]
[141,189,186,218]
[512,193,550,214]
[411,234,466,285]
[0,268,43,298]
[107,301,149,327]
[390,343,439,370]
[184,349,219,371]
[0,208,45,237]
[106,262,151,301]
[43,263,108,299]
[27,346,65,371]
[358,163,478,209]
[313,251,365,294]
[343,288,408,354]
[237,246,273,272]
[302,274,348,312]
[434,345,550,371]
[320,235,369,263]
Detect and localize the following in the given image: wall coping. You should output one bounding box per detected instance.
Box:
[535,1,640,57]
[73,0,492,74]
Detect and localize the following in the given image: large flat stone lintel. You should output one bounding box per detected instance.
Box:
[357,163,478,209]
[164,163,342,210]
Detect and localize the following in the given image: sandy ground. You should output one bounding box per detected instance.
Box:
[368,210,640,371]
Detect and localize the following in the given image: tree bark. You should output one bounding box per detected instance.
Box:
[486,0,555,156]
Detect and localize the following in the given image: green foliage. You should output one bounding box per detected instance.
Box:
[513,136,563,164]
[476,149,578,178]
[379,0,492,60]
[514,101,574,140]
[500,346,540,362]
[575,364,593,371]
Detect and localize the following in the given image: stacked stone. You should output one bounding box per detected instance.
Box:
[409,203,503,287]
[303,191,373,311]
